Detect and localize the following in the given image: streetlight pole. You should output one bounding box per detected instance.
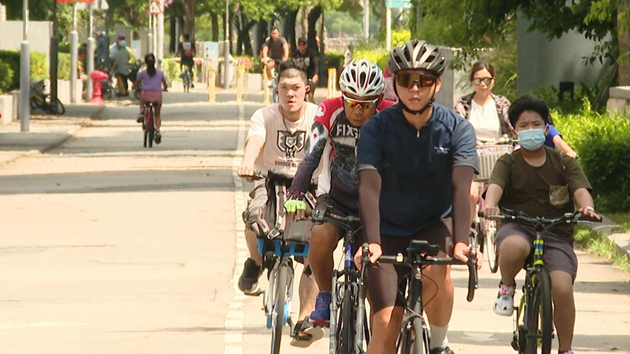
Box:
[223,0,230,89]
[20,0,30,132]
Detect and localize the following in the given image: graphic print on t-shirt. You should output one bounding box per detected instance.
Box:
[277,130,307,158]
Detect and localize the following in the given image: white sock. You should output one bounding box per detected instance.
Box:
[430,324,449,349]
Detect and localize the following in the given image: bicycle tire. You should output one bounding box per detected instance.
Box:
[525,268,553,354]
[413,317,430,354]
[271,263,288,354]
[144,106,154,148]
[485,219,499,273]
[50,97,65,115]
[339,286,355,354]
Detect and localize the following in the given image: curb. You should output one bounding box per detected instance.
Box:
[0,106,104,168]
[587,215,630,260]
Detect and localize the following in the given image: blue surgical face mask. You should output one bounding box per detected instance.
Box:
[517,128,546,150]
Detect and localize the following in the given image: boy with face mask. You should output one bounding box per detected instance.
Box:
[483,94,600,354]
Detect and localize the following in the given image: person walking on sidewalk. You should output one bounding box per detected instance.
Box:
[110,39,130,97]
[134,53,168,144]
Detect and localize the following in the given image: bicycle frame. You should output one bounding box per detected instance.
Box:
[487,209,601,353]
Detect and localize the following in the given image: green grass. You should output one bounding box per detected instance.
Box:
[574,228,630,275]
[606,213,630,232]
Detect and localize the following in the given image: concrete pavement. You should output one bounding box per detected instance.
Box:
[0,92,628,353]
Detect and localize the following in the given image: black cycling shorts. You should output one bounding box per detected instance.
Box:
[367,218,453,312]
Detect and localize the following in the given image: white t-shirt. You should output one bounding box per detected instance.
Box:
[247,103,319,176]
[469,97,501,141]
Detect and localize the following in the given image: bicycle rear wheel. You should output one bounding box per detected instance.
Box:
[525,268,553,354]
[271,263,289,354]
[50,97,65,115]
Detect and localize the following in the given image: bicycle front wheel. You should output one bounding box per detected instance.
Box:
[271,263,289,354]
[485,219,499,273]
[400,317,430,354]
[525,268,553,354]
[338,285,355,354]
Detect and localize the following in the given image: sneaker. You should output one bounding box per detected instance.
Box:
[493,281,515,316]
[430,347,455,354]
[136,113,145,123]
[238,258,262,295]
[191,83,195,88]
[559,351,575,354]
[309,291,331,325]
[154,130,162,144]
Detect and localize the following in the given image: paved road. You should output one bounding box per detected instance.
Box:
[0,93,628,353]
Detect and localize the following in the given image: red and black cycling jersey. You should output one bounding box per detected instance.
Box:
[288,97,395,212]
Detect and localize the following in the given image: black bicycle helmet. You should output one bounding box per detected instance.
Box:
[388,39,446,77]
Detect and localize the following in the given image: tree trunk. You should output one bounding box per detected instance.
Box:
[617,2,630,85]
[301,7,309,38]
[307,5,322,53]
[211,12,219,42]
[169,15,177,53]
[284,9,299,53]
[255,20,268,55]
[182,0,196,39]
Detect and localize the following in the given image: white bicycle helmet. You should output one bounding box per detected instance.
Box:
[339,59,385,97]
[388,39,446,77]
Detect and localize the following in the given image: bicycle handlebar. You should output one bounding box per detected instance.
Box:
[376,246,478,302]
[310,206,360,231]
[483,209,602,228]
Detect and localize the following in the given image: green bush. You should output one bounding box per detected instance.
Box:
[391,29,411,47]
[553,108,630,212]
[57,53,71,81]
[324,49,344,70]
[163,59,181,82]
[0,50,48,90]
[31,51,48,81]
[352,47,389,70]
[0,61,14,94]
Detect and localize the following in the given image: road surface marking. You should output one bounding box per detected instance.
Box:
[225,103,246,354]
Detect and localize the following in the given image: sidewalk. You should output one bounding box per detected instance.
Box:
[0,104,103,167]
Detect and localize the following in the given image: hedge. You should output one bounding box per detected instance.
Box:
[553,103,630,213]
[0,50,48,92]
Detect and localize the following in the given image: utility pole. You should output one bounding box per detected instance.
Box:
[20,0,30,131]
[223,0,230,89]
[50,0,59,107]
[70,3,78,103]
[157,0,164,67]
[86,1,95,101]
[148,8,153,54]
[363,0,369,40]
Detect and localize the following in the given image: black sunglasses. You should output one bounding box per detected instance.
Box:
[396,73,437,89]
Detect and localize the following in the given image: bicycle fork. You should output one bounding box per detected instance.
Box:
[263,257,295,328]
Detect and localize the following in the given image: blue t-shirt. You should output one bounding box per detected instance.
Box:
[357,103,479,237]
[545,123,561,148]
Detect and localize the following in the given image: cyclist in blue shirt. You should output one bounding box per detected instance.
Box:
[355,40,479,354]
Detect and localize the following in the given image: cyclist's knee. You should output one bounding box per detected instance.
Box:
[499,235,531,257]
[550,270,573,297]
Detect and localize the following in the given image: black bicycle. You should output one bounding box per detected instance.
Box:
[29,80,65,115]
[375,240,478,354]
[310,206,368,354]
[485,209,600,354]
[141,101,159,148]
